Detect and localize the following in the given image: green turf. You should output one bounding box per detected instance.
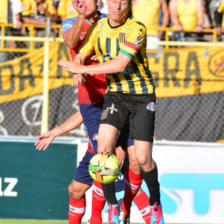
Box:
[0,220,180,224]
[0,220,111,224]
[0,220,68,224]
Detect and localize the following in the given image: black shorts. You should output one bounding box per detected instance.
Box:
[100,92,156,142]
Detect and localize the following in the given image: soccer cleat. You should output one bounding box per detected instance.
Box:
[150,203,164,224]
[119,210,130,224]
[108,203,120,224]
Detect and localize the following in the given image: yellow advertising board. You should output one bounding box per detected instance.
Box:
[0,43,72,104]
[147,46,224,97]
[0,44,224,104]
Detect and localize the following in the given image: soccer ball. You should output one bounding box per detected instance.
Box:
[89,152,121,184]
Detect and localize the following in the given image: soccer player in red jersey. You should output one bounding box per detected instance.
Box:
[36,1,107,223]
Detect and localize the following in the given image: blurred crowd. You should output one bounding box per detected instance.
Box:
[1,0,224,43]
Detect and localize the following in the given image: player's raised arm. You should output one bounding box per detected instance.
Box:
[61,0,87,48]
[35,110,83,150]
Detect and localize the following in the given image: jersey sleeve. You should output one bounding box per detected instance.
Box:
[79,22,98,57]
[119,23,146,59]
[61,17,77,37]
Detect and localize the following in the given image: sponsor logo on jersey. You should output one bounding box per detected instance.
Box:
[119,32,126,43]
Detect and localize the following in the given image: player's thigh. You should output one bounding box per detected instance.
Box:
[68,180,91,199]
[100,93,129,132]
[98,93,128,152]
[130,94,156,142]
[80,104,103,153]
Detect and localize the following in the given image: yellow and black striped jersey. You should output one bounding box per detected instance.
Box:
[79,16,155,94]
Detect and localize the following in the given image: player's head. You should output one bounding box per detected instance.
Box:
[72,0,101,17]
[107,0,131,25]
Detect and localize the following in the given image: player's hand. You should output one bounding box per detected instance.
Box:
[115,146,125,167]
[73,0,87,17]
[59,60,85,74]
[35,131,56,151]
[90,55,99,62]
[72,74,86,87]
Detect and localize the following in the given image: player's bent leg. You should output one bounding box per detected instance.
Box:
[90,181,106,224]
[68,180,91,199]
[68,180,91,224]
[120,145,143,222]
[134,140,164,224]
[120,165,143,223]
[133,188,151,224]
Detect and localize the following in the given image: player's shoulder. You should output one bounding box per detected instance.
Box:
[126,17,146,35]
[61,16,78,32]
[128,16,146,30]
[95,16,108,27]
[61,16,78,26]
[88,16,108,33]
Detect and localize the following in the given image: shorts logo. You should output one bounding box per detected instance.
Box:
[146,102,155,111]
[107,103,118,114]
[101,108,109,120]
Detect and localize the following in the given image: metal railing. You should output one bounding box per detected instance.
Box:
[0,23,62,52]
[0,23,220,51]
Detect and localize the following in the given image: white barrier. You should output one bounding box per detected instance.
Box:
[78,140,224,223]
[1,136,223,223]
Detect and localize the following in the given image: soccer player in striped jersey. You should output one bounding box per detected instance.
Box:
[37,0,151,224]
[59,0,164,223]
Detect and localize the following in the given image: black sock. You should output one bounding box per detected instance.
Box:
[102,182,118,205]
[141,164,160,206]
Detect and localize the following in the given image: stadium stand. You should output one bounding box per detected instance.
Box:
[0,0,223,143]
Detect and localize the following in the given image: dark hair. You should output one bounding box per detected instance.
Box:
[128,0,132,17]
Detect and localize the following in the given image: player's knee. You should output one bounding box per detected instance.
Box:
[97,139,113,153]
[128,157,141,174]
[68,182,82,199]
[136,156,148,166]
[68,183,76,196]
[136,153,152,167]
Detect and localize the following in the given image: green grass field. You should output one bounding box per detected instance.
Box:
[0,220,184,224]
[0,220,68,224]
[0,221,140,224]
[0,220,121,224]
[0,220,141,224]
